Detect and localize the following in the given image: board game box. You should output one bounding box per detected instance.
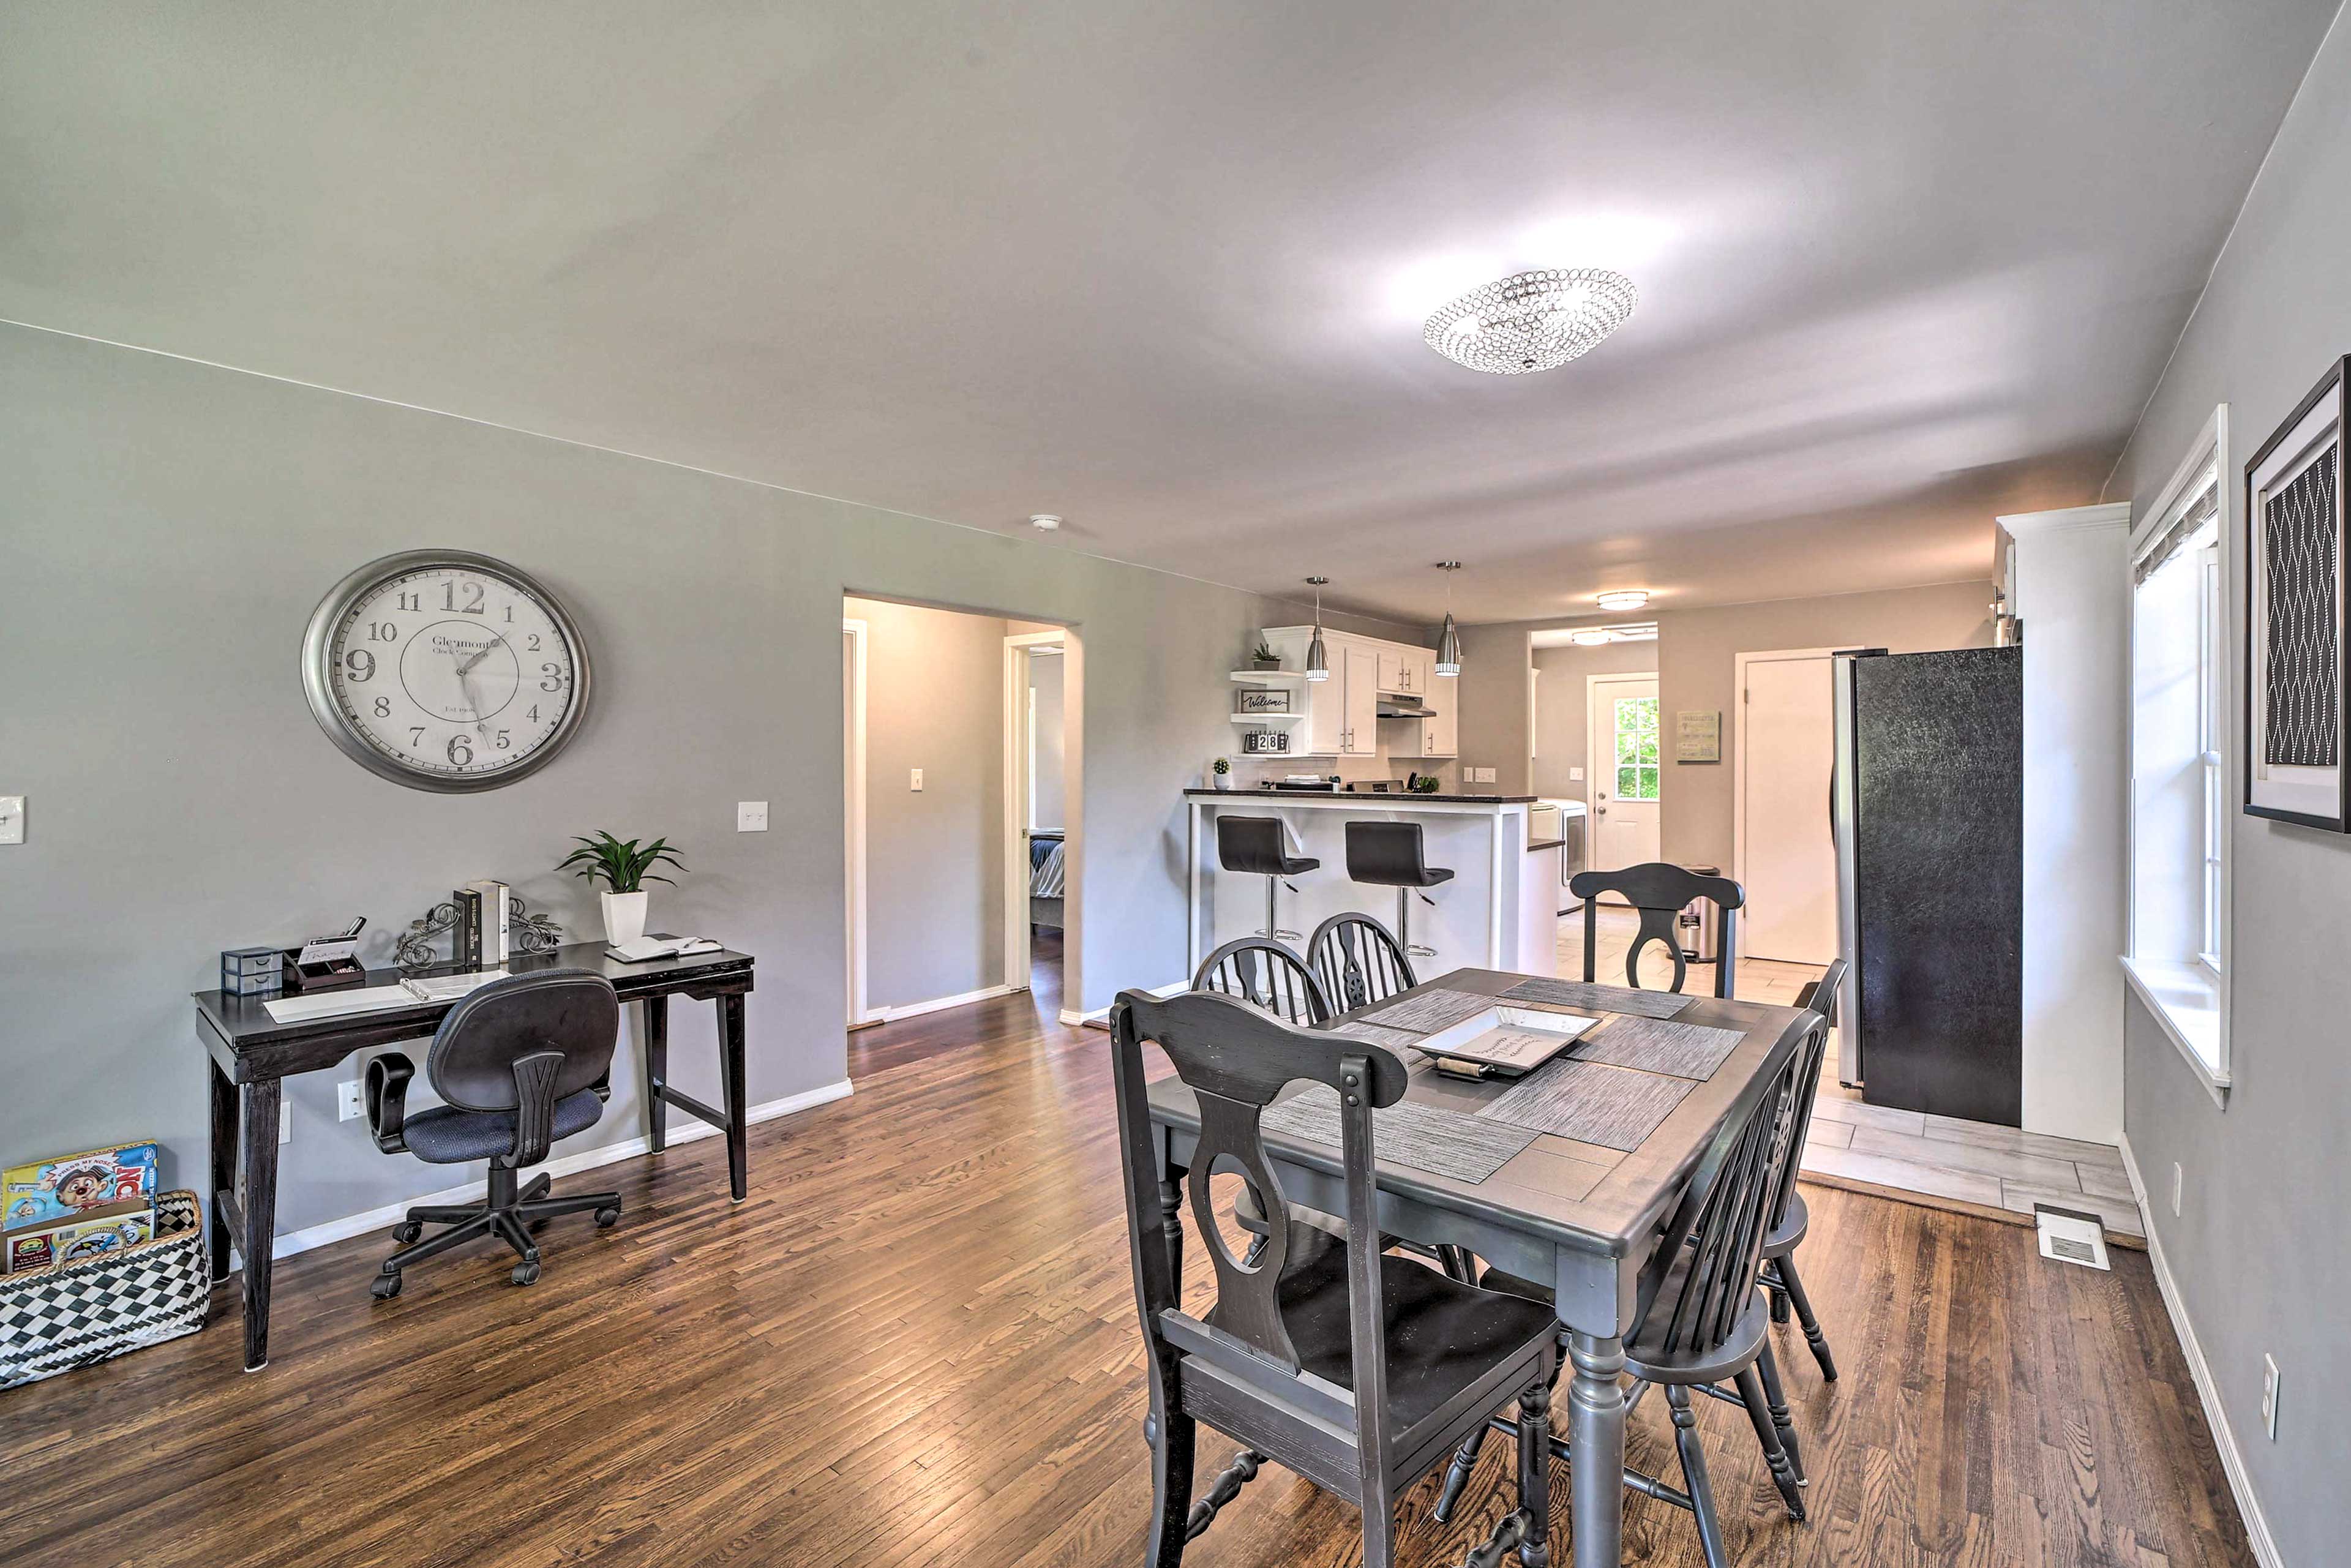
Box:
[4,1141,160,1234]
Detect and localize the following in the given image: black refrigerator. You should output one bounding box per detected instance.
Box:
[1830,646,2023,1127]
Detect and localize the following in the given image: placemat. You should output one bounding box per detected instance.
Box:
[1261,1086,1539,1184]
[1569,1016,1743,1081]
[1479,1058,1695,1152]
[1498,977,1695,1020]
[1355,988,1500,1035]
[1320,1019,1427,1052]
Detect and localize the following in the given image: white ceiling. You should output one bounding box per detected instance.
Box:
[3,2,2337,624]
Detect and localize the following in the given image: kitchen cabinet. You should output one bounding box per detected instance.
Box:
[1341,645,1379,756]
[1258,626,1428,758]
[1376,647,1420,694]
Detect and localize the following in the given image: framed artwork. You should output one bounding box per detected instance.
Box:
[1235,687,1292,715]
[2245,355,2350,831]
[1674,710,1721,763]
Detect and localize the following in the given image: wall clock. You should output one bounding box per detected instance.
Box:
[301,549,593,792]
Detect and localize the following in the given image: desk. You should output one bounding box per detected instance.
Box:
[1144,967,1809,1568]
[193,942,754,1370]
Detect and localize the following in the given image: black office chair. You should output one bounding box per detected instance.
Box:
[1572,861,1745,998]
[1343,820,1453,960]
[1110,989,1562,1568]
[1306,912,1416,1013]
[1215,814,1320,942]
[364,969,624,1297]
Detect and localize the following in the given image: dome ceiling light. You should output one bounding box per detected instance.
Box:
[1594,589,1651,613]
[1423,268,1637,375]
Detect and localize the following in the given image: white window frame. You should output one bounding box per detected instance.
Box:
[2121,403,2232,1106]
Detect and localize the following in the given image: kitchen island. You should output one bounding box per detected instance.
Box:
[1184,789,1560,980]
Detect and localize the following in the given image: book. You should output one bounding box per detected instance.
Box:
[400,969,509,1003]
[452,887,481,969]
[468,879,511,964]
[4,1141,160,1236]
[607,934,722,964]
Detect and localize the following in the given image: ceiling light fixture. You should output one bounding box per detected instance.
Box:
[1029,514,1063,531]
[1434,561,1464,677]
[1305,577,1331,682]
[1423,268,1637,375]
[1569,629,1612,647]
[1594,589,1650,612]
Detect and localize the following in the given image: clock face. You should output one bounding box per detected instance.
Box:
[302,551,591,791]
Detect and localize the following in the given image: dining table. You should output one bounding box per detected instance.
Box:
[1142,965,1816,1568]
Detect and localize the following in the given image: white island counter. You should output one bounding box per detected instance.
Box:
[1184,789,1561,980]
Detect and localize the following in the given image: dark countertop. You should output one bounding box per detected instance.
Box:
[1185,788,1540,805]
[1526,836,1566,852]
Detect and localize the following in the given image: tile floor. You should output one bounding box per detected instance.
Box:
[1567,902,2146,1240]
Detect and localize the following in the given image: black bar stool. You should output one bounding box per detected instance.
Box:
[1215,815,1320,942]
[1343,820,1453,960]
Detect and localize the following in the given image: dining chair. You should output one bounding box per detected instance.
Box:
[1109,988,1563,1568]
[1306,911,1417,1013]
[1432,1013,1821,1568]
[1191,937,1332,1026]
[1762,956,1848,1384]
[1572,862,1745,999]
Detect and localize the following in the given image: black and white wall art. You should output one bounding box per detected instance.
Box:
[2246,355,2350,830]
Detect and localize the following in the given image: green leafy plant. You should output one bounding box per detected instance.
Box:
[1410,775,1442,793]
[1212,757,1231,776]
[1251,642,1279,666]
[557,832,687,894]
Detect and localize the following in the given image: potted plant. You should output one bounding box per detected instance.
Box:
[1211,757,1232,790]
[557,832,686,945]
[1250,641,1281,672]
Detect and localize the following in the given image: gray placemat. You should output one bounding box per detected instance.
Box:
[1569,1016,1743,1081]
[1478,1058,1695,1152]
[1320,1019,1427,1052]
[1261,1085,1539,1184]
[1355,988,1499,1035]
[1498,977,1695,1020]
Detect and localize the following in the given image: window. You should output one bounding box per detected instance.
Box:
[2125,407,2231,1101]
[1614,695,1660,801]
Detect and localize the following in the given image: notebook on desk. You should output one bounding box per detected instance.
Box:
[261,970,509,1022]
[607,934,722,964]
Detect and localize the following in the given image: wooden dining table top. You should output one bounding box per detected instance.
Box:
[1142,966,1815,1262]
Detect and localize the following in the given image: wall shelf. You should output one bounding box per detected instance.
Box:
[1230,711,1307,725]
[1230,670,1308,683]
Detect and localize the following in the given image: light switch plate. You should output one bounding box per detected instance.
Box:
[737,801,769,832]
[0,795,21,845]
[910,768,924,792]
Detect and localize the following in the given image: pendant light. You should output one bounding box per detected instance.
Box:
[1304,576,1330,682]
[1433,561,1464,677]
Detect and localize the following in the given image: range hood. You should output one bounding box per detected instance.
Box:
[1376,696,1434,719]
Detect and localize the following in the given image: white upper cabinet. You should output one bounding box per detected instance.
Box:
[1376,646,1417,694]
[1341,645,1379,756]
[1256,626,1440,758]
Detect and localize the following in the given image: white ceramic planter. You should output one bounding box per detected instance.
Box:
[601,890,649,945]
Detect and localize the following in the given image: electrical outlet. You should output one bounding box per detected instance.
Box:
[1568,767,1584,782]
[2171,1161,2183,1217]
[910,768,924,792]
[338,1080,364,1122]
[737,800,769,832]
[279,1101,292,1145]
[0,795,21,845]
[2262,1354,2280,1439]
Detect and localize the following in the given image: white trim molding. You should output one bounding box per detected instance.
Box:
[1060,980,1186,1029]
[257,1079,853,1265]
[866,983,1016,1024]
[2118,1136,2283,1567]
[843,617,869,1028]
[2121,955,2230,1108]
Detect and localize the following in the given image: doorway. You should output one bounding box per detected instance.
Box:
[1586,672,1662,880]
[1003,630,1068,1016]
[1734,648,1839,963]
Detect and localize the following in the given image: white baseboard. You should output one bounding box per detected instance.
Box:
[260,1079,853,1264]
[2118,1136,2284,1568]
[863,983,1014,1024]
[1060,980,1186,1028]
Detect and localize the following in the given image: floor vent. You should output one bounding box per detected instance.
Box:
[2034,1204,2110,1271]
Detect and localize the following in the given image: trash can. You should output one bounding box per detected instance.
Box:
[1677,864,1723,964]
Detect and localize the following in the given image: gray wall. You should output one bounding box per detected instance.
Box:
[1030,650,1066,830]
[0,323,1409,1237]
[842,597,1008,1010]
[2104,12,2351,1558]
[1531,640,1663,800]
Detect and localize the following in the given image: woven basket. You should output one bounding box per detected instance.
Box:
[1,1189,211,1390]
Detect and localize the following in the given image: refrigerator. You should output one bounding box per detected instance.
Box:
[1831,646,2023,1127]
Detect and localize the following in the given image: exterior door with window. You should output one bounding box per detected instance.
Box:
[1589,674,1662,876]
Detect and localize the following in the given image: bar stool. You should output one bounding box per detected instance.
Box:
[1215,815,1319,942]
[1343,820,1453,959]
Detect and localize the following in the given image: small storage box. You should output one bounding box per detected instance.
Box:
[220,946,283,996]
[1,1190,211,1390]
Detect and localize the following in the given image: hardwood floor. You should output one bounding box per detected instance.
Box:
[3,986,2250,1567]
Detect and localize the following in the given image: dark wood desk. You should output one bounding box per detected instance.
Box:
[193,942,754,1369]
[1144,967,1809,1568]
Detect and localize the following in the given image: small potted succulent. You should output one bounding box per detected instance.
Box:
[558,831,687,945]
[1250,641,1281,672]
[1211,756,1233,790]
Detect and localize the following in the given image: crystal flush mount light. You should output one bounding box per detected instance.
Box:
[1594,589,1650,612]
[1423,268,1638,375]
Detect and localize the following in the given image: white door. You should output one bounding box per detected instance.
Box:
[1588,675,1662,875]
[1737,651,1839,962]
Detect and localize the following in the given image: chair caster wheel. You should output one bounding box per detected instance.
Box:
[392,1221,422,1244]
[511,1261,541,1286]
[594,1207,621,1230]
[372,1272,402,1300]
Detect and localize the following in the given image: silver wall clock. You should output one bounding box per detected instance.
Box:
[301,549,593,792]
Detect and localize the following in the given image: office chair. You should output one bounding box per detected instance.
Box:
[364,969,624,1297]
